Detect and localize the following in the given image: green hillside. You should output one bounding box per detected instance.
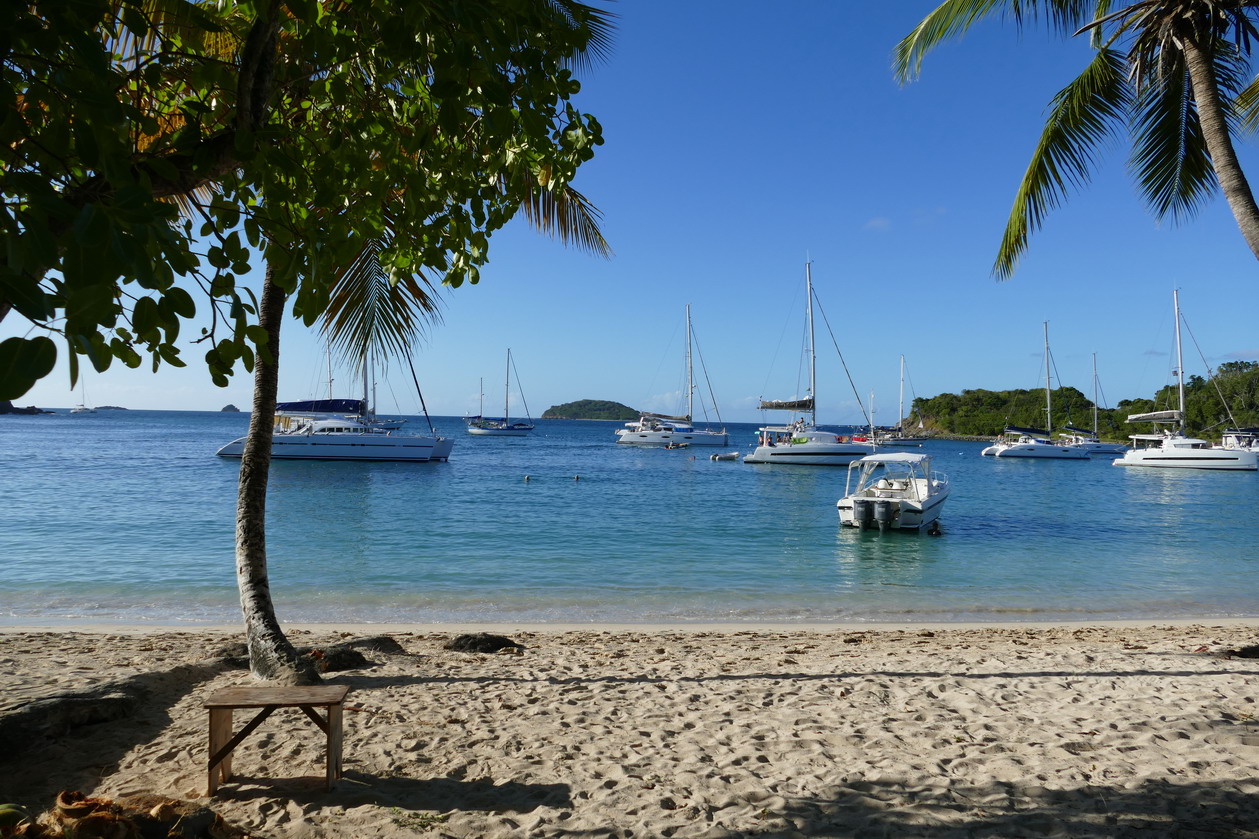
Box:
[542,399,639,421]
[910,361,1259,440]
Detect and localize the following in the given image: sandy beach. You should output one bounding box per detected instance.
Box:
[4,622,1259,837]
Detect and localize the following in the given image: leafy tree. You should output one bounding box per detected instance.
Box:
[895,1,1259,277]
[5,0,613,681]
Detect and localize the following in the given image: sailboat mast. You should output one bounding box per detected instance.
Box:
[898,354,905,433]
[1043,321,1052,431]
[1174,289,1186,432]
[685,304,694,421]
[504,349,512,424]
[805,262,816,427]
[1091,352,1099,437]
[362,351,370,418]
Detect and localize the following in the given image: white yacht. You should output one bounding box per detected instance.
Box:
[837,452,949,532]
[1058,354,1126,454]
[981,322,1089,460]
[616,305,728,447]
[1114,291,1257,471]
[217,358,453,462]
[744,262,871,466]
[70,377,95,413]
[217,409,454,462]
[465,349,534,436]
[874,356,928,446]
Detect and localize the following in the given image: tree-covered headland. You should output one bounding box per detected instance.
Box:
[910,361,1259,439]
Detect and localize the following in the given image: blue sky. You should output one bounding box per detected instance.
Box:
[11,2,1259,423]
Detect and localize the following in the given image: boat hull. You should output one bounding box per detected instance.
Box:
[216,434,453,462]
[615,429,729,447]
[467,426,533,436]
[744,442,870,466]
[838,489,948,531]
[1113,449,1257,470]
[981,442,1090,459]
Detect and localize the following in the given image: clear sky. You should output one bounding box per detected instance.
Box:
[10,2,1259,423]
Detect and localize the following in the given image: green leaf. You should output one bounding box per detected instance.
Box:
[0,336,57,400]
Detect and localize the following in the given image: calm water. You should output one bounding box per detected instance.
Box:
[2,410,1257,626]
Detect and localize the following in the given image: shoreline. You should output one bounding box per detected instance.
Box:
[4,616,1259,634]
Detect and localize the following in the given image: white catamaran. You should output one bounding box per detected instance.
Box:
[616,305,728,447]
[1114,290,1257,471]
[744,262,870,466]
[981,322,1088,460]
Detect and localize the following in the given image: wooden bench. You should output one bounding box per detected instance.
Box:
[204,685,349,795]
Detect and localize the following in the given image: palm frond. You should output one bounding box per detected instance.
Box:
[521,183,613,258]
[996,46,1129,278]
[895,0,1100,82]
[1129,54,1216,221]
[318,239,443,366]
[1234,75,1259,133]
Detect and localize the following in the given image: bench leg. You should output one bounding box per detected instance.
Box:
[326,703,343,790]
[207,707,234,795]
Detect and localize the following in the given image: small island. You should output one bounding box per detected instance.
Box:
[221,404,241,412]
[0,400,51,415]
[543,399,639,421]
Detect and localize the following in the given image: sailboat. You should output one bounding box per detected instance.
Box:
[875,355,927,446]
[464,349,535,436]
[1058,353,1127,454]
[1114,290,1257,471]
[216,352,453,461]
[69,376,95,414]
[616,305,728,446]
[980,322,1088,459]
[744,262,870,466]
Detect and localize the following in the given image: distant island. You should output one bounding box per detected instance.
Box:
[98,406,127,410]
[0,400,51,415]
[221,404,241,412]
[543,399,639,421]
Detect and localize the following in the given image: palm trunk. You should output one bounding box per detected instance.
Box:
[235,263,319,685]
[1184,38,1259,262]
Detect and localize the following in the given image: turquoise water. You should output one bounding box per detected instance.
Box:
[2,410,1258,625]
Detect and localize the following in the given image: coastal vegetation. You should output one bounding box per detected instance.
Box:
[910,361,1259,438]
[897,2,1259,274]
[543,399,639,420]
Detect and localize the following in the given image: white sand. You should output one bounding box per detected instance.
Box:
[4,623,1259,838]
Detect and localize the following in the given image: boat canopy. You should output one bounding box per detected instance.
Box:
[277,398,365,414]
[1004,425,1049,436]
[1127,410,1181,423]
[1060,425,1096,435]
[641,411,690,421]
[854,452,930,465]
[758,398,813,411]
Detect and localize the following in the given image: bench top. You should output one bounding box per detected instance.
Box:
[205,685,349,709]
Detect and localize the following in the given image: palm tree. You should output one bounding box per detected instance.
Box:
[895,1,1259,278]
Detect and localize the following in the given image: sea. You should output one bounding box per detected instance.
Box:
[2,410,1258,627]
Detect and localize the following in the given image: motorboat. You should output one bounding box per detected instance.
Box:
[465,349,534,436]
[1114,291,1257,471]
[616,305,728,447]
[1059,353,1126,454]
[744,262,871,466]
[1219,428,1259,452]
[981,322,1088,460]
[837,452,949,532]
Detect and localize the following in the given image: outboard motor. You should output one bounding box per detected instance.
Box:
[873,499,898,533]
[851,497,875,529]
